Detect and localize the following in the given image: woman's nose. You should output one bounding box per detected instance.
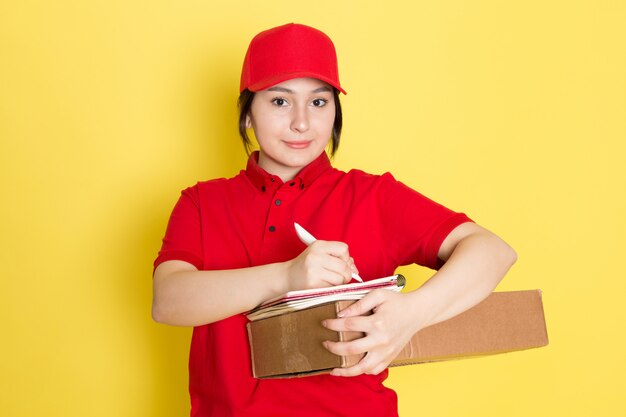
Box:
[290,105,310,133]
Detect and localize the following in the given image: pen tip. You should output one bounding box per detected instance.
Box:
[352,273,363,282]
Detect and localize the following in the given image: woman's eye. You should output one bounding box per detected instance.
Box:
[271,98,287,106]
[312,98,328,107]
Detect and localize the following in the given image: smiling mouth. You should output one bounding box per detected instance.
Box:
[284,140,312,149]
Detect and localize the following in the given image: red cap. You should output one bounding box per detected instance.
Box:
[240,23,346,94]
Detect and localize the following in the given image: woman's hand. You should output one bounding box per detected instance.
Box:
[320,223,517,377]
[285,240,359,291]
[321,289,423,377]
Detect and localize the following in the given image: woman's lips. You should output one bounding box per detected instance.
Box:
[284,140,312,149]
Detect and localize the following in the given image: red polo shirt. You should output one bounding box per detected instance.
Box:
[155,151,471,417]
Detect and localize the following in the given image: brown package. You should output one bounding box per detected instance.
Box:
[247,290,548,378]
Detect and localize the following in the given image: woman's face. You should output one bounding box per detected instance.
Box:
[246,77,336,181]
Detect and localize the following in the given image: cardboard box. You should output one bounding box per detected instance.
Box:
[247,290,548,378]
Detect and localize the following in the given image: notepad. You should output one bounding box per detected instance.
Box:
[246,274,405,321]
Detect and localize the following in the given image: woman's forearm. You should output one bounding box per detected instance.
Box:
[408,227,517,331]
[152,240,357,327]
[152,261,291,327]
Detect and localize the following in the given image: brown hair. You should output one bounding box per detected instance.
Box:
[237,88,343,157]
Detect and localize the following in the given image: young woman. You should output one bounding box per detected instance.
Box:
[152,23,516,417]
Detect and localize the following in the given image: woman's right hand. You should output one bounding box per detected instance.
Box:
[285,241,359,291]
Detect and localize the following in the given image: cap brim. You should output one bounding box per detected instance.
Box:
[246,71,347,95]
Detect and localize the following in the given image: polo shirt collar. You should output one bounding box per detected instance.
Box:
[245,150,332,192]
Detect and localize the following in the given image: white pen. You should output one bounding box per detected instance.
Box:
[294,222,363,282]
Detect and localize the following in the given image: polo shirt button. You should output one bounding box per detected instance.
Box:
[275,199,282,206]
[261,186,266,192]
[289,182,295,187]
[269,226,276,232]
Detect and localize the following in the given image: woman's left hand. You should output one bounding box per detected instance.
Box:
[322,223,517,377]
[321,289,424,377]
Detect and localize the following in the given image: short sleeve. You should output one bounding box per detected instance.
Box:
[377,173,472,269]
[153,186,204,272]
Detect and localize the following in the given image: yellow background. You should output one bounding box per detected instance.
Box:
[1,1,625,416]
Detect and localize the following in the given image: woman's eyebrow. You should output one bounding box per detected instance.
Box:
[266,86,332,94]
[267,86,293,93]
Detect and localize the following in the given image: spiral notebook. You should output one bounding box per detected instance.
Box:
[246,274,406,321]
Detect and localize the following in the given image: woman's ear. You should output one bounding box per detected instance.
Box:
[245,114,252,129]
